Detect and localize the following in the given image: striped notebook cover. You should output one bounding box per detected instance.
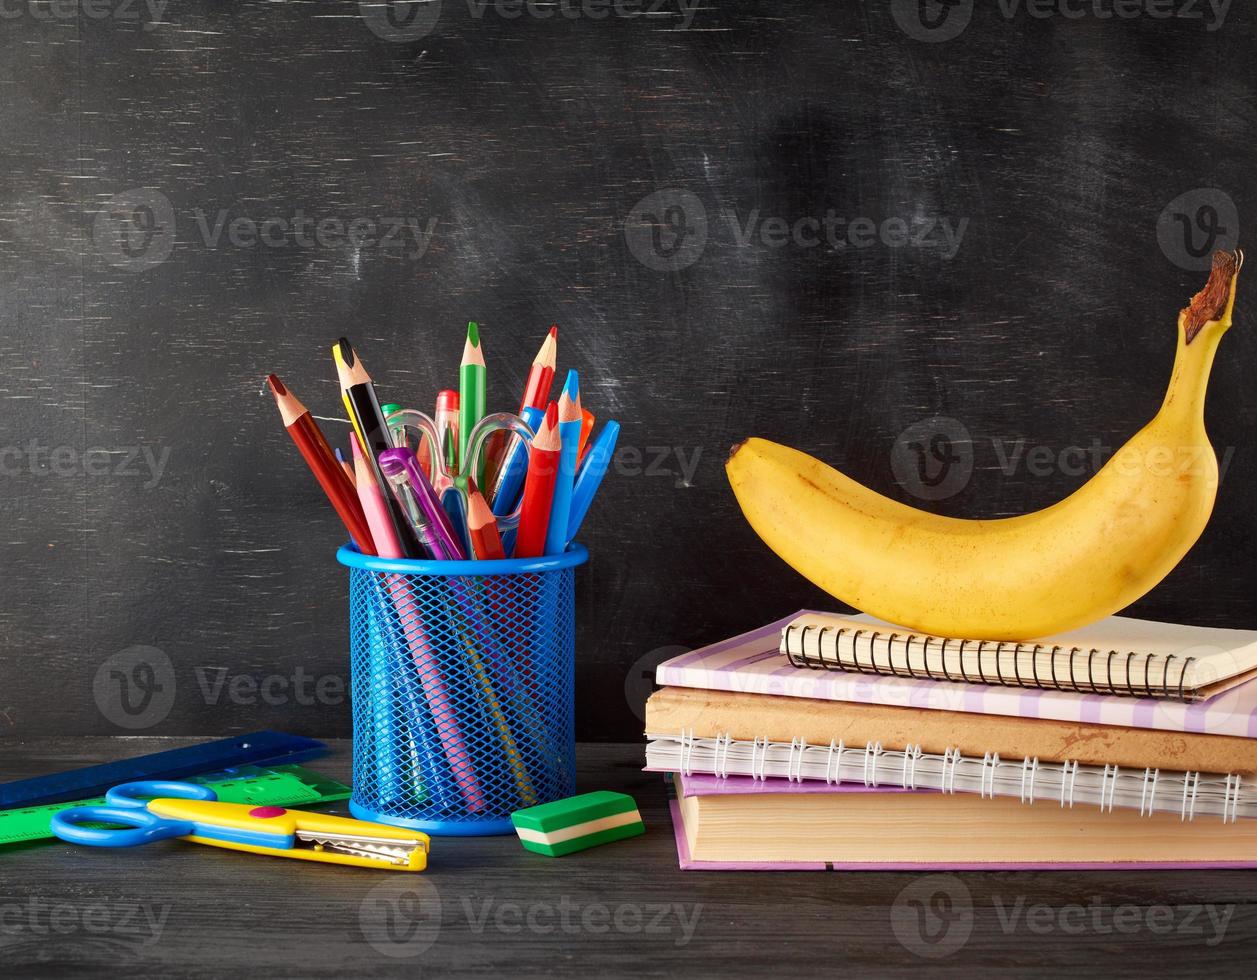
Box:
[654,613,1257,740]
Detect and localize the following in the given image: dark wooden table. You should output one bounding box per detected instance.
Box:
[3,738,1256,978]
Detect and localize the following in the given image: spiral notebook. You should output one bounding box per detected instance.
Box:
[646,733,1250,822]
[655,613,1257,738]
[782,612,1257,702]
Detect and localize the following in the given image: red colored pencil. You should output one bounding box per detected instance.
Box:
[466,487,506,561]
[520,325,557,413]
[513,401,561,559]
[485,326,558,494]
[267,374,376,555]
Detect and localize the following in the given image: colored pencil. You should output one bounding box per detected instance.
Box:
[334,447,356,487]
[514,401,561,559]
[566,419,619,544]
[544,371,582,556]
[332,337,422,558]
[520,325,557,413]
[484,326,556,501]
[351,434,403,559]
[467,488,506,560]
[459,321,486,485]
[266,374,376,555]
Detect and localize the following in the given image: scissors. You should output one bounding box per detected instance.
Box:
[50,780,429,872]
[382,408,536,557]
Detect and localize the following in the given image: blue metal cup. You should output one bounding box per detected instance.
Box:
[338,543,587,836]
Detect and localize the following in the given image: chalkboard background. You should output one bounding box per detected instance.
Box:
[0,1,1252,739]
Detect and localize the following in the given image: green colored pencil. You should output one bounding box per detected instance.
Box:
[460,320,487,485]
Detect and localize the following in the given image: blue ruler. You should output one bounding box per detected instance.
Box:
[0,731,327,809]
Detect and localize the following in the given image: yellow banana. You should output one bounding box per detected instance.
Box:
[727,250,1243,641]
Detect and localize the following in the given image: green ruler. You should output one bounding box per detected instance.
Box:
[0,764,351,846]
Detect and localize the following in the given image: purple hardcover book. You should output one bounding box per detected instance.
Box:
[667,773,1257,872]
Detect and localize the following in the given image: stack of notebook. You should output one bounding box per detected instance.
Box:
[644,611,1257,870]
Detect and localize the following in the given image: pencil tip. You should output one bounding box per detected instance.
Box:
[266,374,287,397]
[549,324,558,338]
[334,447,345,463]
[466,487,493,527]
[466,320,480,347]
[545,400,559,427]
[561,369,579,401]
[335,337,355,366]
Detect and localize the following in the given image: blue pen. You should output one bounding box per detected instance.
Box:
[441,483,474,559]
[491,404,544,517]
[565,420,619,544]
[544,371,582,556]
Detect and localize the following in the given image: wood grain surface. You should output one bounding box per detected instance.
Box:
[3,737,1256,978]
[0,3,1255,739]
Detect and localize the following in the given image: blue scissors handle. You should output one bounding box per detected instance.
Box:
[105,780,217,807]
[50,780,217,848]
[52,805,195,847]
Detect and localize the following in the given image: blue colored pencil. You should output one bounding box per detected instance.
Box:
[544,371,582,556]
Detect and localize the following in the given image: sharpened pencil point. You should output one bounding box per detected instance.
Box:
[335,337,355,366]
[561,369,579,402]
[266,374,287,397]
[549,325,557,338]
[466,488,495,530]
[466,320,480,348]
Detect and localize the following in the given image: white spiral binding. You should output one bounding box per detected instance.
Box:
[1225,773,1242,824]
[751,736,767,781]
[645,733,1252,821]
[1140,768,1159,817]
[1019,756,1039,805]
[1099,764,1119,813]
[714,732,731,779]
[788,738,807,783]
[863,742,883,787]
[1181,770,1201,822]
[980,752,999,799]
[902,744,921,791]
[941,747,959,794]
[825,740,844,785]
[1059,760,1079,808]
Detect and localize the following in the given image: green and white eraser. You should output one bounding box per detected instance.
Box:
[511,791,644,857]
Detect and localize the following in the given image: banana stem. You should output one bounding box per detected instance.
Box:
[1160,250,1242,426]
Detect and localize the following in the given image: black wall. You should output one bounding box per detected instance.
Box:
[1,0,1253,739]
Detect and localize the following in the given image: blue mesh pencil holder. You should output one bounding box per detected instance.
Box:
[337,543,586,836]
